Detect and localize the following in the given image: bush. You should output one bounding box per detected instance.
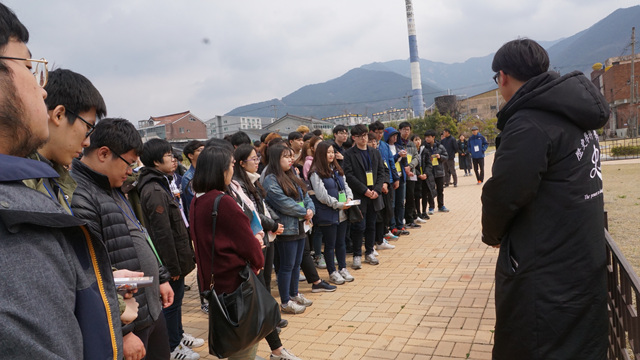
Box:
[611,145,640,156]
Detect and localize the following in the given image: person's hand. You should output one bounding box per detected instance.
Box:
[113,269,144,298]
[400,150,407,157]
[436,154,441,159]
[418,174,427,180]
[335,152,344,160]
[405,166,414,177]
[370,191,379,199]
[364,189,374,199]
[381,183,389,194]
[171,275,180,281]
[304,209,314,220]
[120,298,139,324]
[392,181,399,190]
[274,223,284,235]
[123,332,146,360]
[159,282,174,308]
[342,198,352,210]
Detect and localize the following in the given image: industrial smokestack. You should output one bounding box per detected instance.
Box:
[405,0,425,118]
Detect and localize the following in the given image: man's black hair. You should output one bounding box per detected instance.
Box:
[302,132,314,142]
[287,131,303,142]
[223,134,233,143]
[444,128,451,134]
[350,124,368,136]
[260,132,272,143]
[231,131,251,147]
[312,129,322,137]
[333,125,348,134]
[253,140,262,147]
[44,69,107,125]
[368,121,384,132]
[0,4,29,73]
[204,137,234,152]
[85,118,143,157]
[182,140,203,164]
[398,121,411,130]
[424,129,437,137]
[492,38,549,82]
[140,138,173,168]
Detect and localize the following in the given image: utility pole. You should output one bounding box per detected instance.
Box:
[631,27,637,137]
[271,104,278,120]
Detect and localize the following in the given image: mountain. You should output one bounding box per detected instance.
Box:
[226,68,446,118]
[226,6,640,119]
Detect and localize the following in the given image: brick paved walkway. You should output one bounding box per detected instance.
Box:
[181,155,498,360]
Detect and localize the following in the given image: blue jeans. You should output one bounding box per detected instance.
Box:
[275,238,305,304]
[311,226,323,258]
[163,277,184,351]
[394,181,406,229]
[320,220,348,274]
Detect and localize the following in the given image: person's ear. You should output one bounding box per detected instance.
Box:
[49,105,66,127]
[96,146,111,163]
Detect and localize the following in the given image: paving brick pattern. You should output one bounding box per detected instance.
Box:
[181,155,498,360]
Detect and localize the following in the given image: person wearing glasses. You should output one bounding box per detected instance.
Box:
[71,118,178,360]
[0,4,122,359]
[482,39,609,360]
[138,138,203,360]
[23,69,104,214]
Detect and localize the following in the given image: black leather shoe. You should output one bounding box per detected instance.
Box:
[278,319,289,328]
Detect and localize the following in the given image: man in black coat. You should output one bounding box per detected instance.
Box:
[343,124,386,269]
[482,39,610,360]
[440,128,458,187]
[71,118,176,360]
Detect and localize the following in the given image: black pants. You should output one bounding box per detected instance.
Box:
[375,191,393,244]
[405,180,416,224]
[258,264,283,351]
[350,199,376,257]
[444,159,457,186]
[473,158,485,182]
[135,312,170,360]
[419,179,430,214]
[426,177,445,209]
[300,234,320,284]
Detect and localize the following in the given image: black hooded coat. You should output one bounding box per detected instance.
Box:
[481,71,610,360]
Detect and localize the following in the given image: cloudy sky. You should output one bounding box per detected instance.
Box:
[4,0,638,121]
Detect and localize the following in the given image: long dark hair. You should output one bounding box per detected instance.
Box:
[295,135,321,167]
[265,144,307,199]
[309,141,343,179]
[192,146,233,193]
[233,144,265,199]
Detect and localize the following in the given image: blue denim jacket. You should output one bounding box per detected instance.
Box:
[263,174,315,236]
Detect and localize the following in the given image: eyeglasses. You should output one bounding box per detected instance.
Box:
[247,156,260,163]
[65,109,95,138]
[493,72,500,85]
[112,150,136,168]
[0,56,48,87]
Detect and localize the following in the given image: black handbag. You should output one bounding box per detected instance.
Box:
[347,204,363,223]
[202,194,281,359]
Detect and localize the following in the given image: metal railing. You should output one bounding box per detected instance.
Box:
[606,213,640,359]
[600,137,640,161]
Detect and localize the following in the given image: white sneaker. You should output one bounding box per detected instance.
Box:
[329,271,346,285]
[352,256,362,269]
[372,249,379,256]
[291,293,313,306]
[339,268,354,282]
[271,347,302,360]
[281,300,306,314]
[415,217,427,224]
[376,241,395,250]
[181,332,204,348]
[364,253,380,265]
[171,344,200,360]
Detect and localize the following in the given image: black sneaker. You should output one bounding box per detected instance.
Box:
[278,319,288,328]
[407,223,421,229]
[311,280,337,293]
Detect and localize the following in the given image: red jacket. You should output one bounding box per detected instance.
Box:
[189,190,264,295]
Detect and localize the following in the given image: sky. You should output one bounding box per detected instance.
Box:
[4,0,638,122]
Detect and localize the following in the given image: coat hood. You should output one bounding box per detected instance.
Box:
[383,127,399,143]
[497,71,610,132]
[137,166,172,190]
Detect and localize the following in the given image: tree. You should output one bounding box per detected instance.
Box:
[411,110,458,137]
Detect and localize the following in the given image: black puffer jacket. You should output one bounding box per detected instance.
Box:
[421,141,448,178]
[137,167,195,278]
[71,159,170,334]
[482,71,609,360]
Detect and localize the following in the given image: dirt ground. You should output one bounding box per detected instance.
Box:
[602,161,640,274]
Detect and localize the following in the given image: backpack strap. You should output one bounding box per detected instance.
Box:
[209,193,226,289]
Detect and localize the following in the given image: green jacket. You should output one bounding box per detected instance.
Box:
[23,153,76,215]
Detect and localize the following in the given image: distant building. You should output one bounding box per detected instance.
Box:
[137,110,207,143]
[205,115,274,139]
[458,89,503,121]
[591,54,640,137]
[322,114,371,126]
[372,108,413,123]
[264,114,334,135]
